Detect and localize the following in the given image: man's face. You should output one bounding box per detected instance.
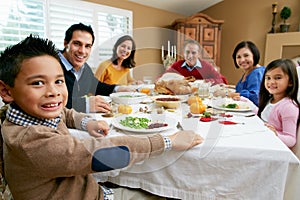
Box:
[184,43,200,67]
[63,30,93,71]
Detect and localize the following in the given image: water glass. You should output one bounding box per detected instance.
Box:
[143,76,153,84]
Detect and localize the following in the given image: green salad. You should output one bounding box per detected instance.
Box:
[222,103,239,109]
[120,116,151,129]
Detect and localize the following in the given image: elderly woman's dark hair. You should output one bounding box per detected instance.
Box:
[232,41,260,69]
[111,35,136,69]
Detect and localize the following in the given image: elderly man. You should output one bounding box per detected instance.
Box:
[164,39,227,85]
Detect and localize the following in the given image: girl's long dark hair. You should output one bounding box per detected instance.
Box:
[111,35,136,69]
[258,59,300,124]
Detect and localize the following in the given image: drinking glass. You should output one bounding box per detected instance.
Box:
[143,76,153,84]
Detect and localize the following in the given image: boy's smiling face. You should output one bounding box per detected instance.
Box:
[9,55,68,119]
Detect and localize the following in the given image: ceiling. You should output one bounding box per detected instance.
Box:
[127,0,223,16]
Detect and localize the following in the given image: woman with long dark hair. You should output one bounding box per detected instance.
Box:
[95,35,142,85]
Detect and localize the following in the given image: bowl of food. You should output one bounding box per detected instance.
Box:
[110,92,147,104]
[154,95,181,109]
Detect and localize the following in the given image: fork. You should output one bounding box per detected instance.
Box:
[176,121,184,130]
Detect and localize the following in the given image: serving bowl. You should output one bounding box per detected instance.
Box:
[110,92,147,104]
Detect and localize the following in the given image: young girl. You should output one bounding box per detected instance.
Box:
[258,58,300,148]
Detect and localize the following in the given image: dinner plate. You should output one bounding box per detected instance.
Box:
[211,98,252,112]
[212,106,251,112]
[111,114,176,133]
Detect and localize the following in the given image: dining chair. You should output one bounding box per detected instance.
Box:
[297,67,300,103]
[291,125,300,160]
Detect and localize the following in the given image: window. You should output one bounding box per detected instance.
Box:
[0,0,132,68]
[0,0,45,50]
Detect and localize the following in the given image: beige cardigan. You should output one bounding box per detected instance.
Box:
[2,108,164,200]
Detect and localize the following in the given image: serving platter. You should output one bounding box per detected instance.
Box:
[111,114,176,133]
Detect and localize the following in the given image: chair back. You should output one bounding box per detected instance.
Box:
[297,67,300,103]
[292,125,300,160]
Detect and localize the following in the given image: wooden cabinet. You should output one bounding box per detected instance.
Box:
[170,13,224,68]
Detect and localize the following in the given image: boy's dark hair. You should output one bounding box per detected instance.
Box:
[111,35,136,69]
[232,41,260,69]
[0,34,59,87]
[64,23,95,47]
[258,58,300,124]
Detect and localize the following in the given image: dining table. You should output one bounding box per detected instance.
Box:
[69,93,300,200]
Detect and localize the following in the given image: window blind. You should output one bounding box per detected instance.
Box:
[0,0,45,50]
[0,0,132,69]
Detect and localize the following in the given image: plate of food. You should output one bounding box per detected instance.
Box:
[213,101,251,112]
[111,114,176,133]
[110,92,147,104]
[153,95,181,109]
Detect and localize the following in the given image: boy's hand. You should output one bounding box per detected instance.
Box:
[168,131,203,151]
[86,120,110,138]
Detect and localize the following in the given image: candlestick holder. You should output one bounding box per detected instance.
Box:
[269,12,277,33]
[269,3,278,33]
[162,55,176,69]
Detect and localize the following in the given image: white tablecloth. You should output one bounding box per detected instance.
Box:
[70,103,300,200]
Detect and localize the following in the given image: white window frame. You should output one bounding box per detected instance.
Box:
[46,0,133,68]
[0,0,133,69]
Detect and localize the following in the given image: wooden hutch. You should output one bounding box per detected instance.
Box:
[170,13,224,69]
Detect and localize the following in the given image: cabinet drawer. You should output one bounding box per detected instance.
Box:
[203,27,215,42]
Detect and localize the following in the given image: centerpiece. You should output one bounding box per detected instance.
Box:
[279,6,291,32]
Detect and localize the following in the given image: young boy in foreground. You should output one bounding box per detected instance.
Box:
[0,35,203,200]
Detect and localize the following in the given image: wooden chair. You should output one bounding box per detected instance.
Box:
[0,104,13,200]
[291,125,300,160]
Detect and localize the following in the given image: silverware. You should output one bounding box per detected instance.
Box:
[176,121,184,130]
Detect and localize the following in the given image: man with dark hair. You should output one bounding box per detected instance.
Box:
[59,23,133,113]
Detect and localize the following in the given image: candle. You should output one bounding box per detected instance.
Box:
[174,45,176,59]
[272,2,278,13]
[162,45,164,59]
[167,40,170,57]
[171,45,174,58]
